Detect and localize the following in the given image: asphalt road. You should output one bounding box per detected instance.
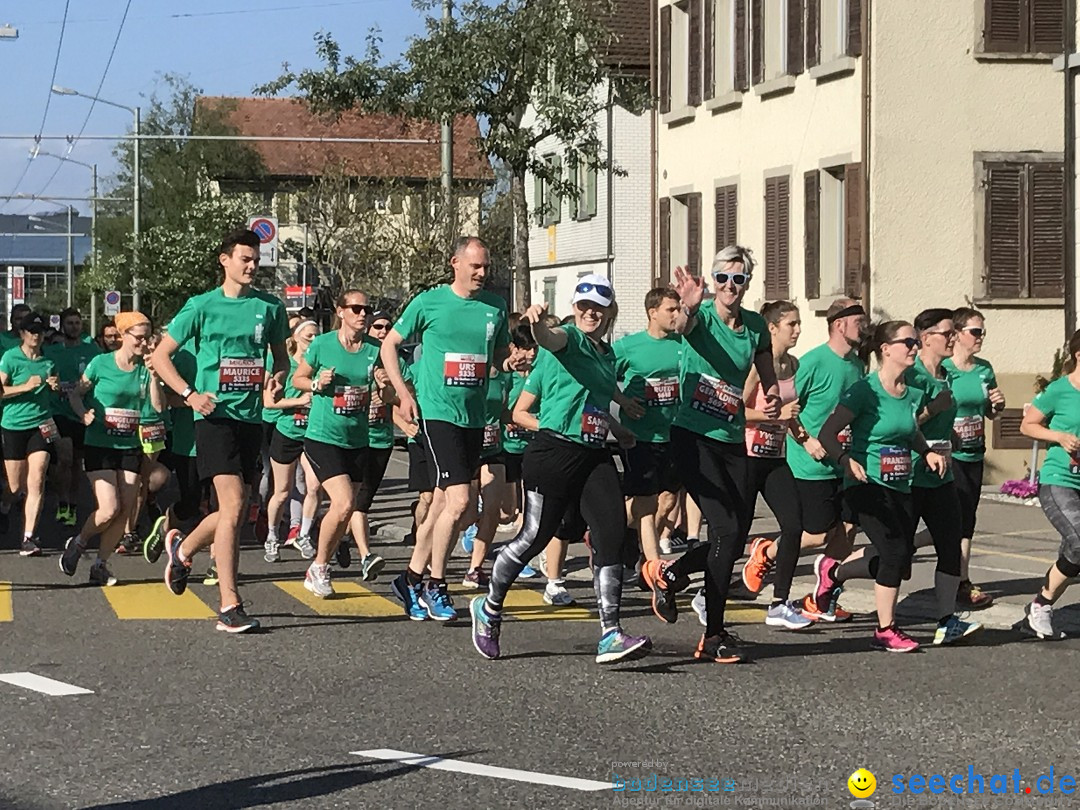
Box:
[2,449,1080,810]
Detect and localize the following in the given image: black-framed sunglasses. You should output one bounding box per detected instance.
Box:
[962,327,986,339]
[575,282,613,299]
[712,271,750,287]
[888,337,922,350]
[370,321,392,331]
[924,329,956,339]
[342,303,372,315]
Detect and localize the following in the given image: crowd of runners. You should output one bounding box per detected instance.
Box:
[4,227,1079,662]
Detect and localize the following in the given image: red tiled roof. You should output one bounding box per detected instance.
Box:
[196,97,493,182]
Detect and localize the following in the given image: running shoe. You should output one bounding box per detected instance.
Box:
[390,572,428,621]
[661,528,689,554]
[741,537,775,594]
[461,568,490,590]
[933,615,983,645]
[293,534,316,560]
[872,625,920,653]
[1022,600,1061,640]
[336,539,352,569]
[595,629,651,664]
[812,554,841,613]
[286,525,300,545]
[640,558,683,624]
[543,579,575,606]
[19,536,42,557]
[361,553,385,582]
[470,595,501,659]
[216,604,260,634]
[120,532,141,555]
[460,524,478,554]
[420,582,457,621]
[520,561,538,579]
[143,518,167,564]
[765,601,813,631]
[799,593,853,623]
[88,559,118,587]
[694,631,748,664]
[263,539,280,563]
[163,530,191,596]
[203,564,219,587]
[304,563,334,598]
[690,589,707,626]
[59,535,84,577]
[957,579,994,609]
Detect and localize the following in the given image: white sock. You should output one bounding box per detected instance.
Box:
[300,517,313,536]
[23,531,31,540]
[267,526,279,543]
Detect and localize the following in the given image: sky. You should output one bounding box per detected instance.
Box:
[0,0,429,215]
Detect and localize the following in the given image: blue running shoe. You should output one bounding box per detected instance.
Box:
[163,530,191,596]
[461,524,478,554]
[390,572,428,621]
[519,562,538,578]
[470,596,501,659]
[420,582,457,621]
[596,629,652,664]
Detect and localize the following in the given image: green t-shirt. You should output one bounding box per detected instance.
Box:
[839,373,927,493]
[165,287,289,424]
[275,356,311,443]
[82,352,153,451]
[0,347,56,431]
[0,332,22,354]
[367,340,394,451]
[525,326,616,448]
[613,330,683,443]
[168,343,198,458]
[262,354,280,426]
[787,343,866,481]
[943,357,998,462]
[391,285,509,429]
[673,306,769,444]
[905,358,956,488]
[503,370,536,455]
[481,368,512,458]
[1032,376,1080,490]
[45,337,101,422]
[304,332,381,449]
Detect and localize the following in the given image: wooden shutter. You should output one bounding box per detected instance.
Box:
[735,0,749,90]
[843,162,863,298]
[715,184,738,252]
[689,0,703,105]
[533,173,544,226]
[985,0,1027,52]
[661,5,673,113]
[704,0,716,99]
[1028,162,1065,297]
[846,0,863,57]
[585,165,598,218]
[548,155,562,225]
[985,163,1024,298]
[659,197,672,284]
[568,158,580,221]
[788,0,804,76]
[751,0,764,85]
[1031,0,1064,52]
[688,192,703,276]
[765,176,790,299]
[992,408,1030,449]
[804,170,820,301]
[806,0,820,68]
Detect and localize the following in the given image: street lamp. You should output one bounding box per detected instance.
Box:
[51,84,141,310]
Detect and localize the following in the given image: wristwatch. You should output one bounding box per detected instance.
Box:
[180,386,194,401]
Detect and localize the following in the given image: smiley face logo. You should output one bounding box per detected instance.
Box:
[848,769,876,798]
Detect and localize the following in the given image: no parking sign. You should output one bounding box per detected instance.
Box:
[247,216,278,267]
[104,290,121,317]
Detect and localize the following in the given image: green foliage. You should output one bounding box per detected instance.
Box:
[1035,348,1068,393]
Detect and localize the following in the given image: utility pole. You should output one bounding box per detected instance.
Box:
[132,105,141,312]
[441,0,455,240]
[66,205,73,307]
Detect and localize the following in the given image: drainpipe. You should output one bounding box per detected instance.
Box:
[1065,0,1076,338]
[860,0,871,308]
[607,80,616,284]
[650,0,658,285]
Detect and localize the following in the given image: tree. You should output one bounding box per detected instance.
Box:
[258,0,649,307]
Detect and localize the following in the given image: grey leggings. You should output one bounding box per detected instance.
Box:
[1040,484,1080,566]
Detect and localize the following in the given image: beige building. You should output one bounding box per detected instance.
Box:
[657,0,1069,481]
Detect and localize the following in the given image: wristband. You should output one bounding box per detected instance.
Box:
[682,304,699,319]
[180,386,194,401]
[312,378,321,393]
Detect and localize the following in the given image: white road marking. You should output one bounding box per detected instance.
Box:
[0,672,93,696]
[352,748,611,792]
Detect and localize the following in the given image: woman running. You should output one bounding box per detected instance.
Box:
[0,312,60,556]
[470,274,650,663]
[60,311,163,585]
[1018,329,1080,640]
[943,307,1004,608]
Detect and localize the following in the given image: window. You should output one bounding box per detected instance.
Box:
[751,0,804,85]
[659,192,703,282]
[804,164,862,301]
[706,0,749,98]
[542,277,557,308]
[532,154,562,226]
[982,0,1064,54]
[982,158,1065,300]
[714,184,738,251]
[662,0,702,113]
[805,0,861,67]
[764,175,790,298]
[569,159,598,221]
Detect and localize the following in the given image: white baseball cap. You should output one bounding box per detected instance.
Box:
[571,274,615,307]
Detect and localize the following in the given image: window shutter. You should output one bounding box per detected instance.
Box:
[984,0,1027,53]
[805,0,820,68]
[1028,162,1065,298]
[1031,0,1064,52]
[688,192,703,276]
[735,0,749,90]
[751,0,764,85]
[764,177,790,299]
[985,163,1024,298]
[568,159,580,221]
[704,0,716,99]
[788,0,804,76]
[846,0,863,56]
[715,184,738,252]
[661,5,673,113]
[777,177,790,298]
[586,165,598,218]
[689,0,703,105]
[992,408,1031,449]
[843,162,863,298]
[804,169,820,301]
[548,155,562,225]
[660,197,672,284]
[533,173,544,226]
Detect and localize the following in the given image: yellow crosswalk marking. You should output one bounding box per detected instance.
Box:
[0,582,11,622]
[449,583,594,622]
[274,580,402,616]
[103,583,215,620]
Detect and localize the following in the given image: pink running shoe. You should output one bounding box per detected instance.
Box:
[872,625,920,653]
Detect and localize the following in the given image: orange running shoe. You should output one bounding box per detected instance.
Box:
[641,558,679,624]
[740,537,775,594]
[800,593,853,623]
[694,631,748,664]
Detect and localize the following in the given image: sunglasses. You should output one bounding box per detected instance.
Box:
[887,337,922,350]
[924,329,955,339]
[127,333,151,343]
[575,282,613,299]
[962,327,986,339]
[712,272,750,287]
[370,322,391,331]
[342,304,372,315]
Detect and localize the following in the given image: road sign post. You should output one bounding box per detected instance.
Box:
[247,216,278,267]
[104,290,121,317]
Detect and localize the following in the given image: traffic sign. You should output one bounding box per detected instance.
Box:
[10,266,25,305]
[104,290,121,317]
[247,216,278,267]
[49,314,60,330]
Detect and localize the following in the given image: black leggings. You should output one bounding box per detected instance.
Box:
[667,427,750,635]
[747,457,803,603]
[843,483,916,588]
[952,458,984,539]
[912,482,962,576]
[487,432,628,630]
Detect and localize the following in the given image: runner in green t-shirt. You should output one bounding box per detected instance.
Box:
[0,303,31,354]
[152,227,290,634]
[60,311,163,587]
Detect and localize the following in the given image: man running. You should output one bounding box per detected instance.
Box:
[152,228,289,633]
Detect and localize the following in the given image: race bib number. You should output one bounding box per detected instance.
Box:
[953,415,985,452]
[689,374,741,423]
[507,425,535,442]
[293,406,309,430]
[103,407,139,438]
[581,404,609,446]
[38,418,59,444]
[218,358,262,393]
[750,423,786,458]
[643,376,679,407]
[59,380,78,396]
[368,398,388,425]
[332,385,368,416]
[879,445,912,483]
[443,353,486,387]
[483,422,501,449]
[837,425,853,452]
[140,422,167,444]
